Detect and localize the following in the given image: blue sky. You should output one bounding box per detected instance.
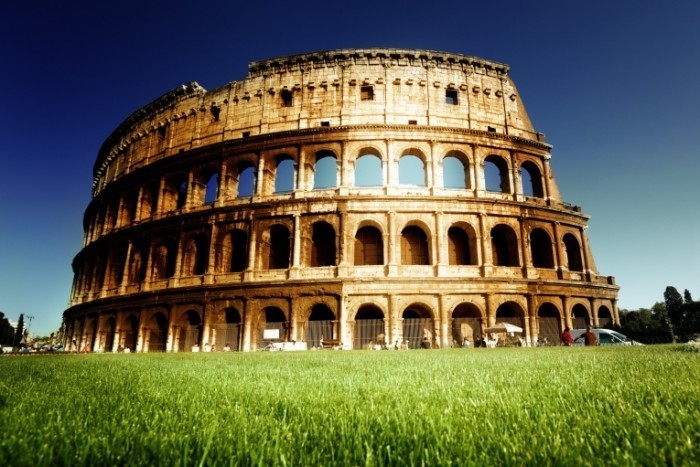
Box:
[1,1,698,336]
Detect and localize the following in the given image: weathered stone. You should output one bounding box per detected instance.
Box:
[62,48,618,352]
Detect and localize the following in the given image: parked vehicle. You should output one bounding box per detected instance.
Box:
[570,328,642,346]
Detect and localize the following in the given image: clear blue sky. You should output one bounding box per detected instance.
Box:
[1,1,698,336]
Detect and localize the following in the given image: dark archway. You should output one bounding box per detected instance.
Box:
[305,304,336,348]
[354,305,385,349]
[572,303,590,329]
[402,306,434,349]
[311,222,336,267]
[491,225,519,267]
[530,228,554,269]
[148,312,169,352]
[451,303,482,346]
[537,303,561,345]
[563,233,583,272]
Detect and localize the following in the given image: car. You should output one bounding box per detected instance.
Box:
[570,328,642,346]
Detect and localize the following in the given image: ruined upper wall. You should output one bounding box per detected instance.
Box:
[93,48,540,193]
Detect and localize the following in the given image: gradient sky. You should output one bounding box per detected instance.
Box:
[1,1,698,336]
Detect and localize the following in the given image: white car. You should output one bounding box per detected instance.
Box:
[570,328,642,346]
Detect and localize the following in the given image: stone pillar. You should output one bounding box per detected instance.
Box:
[479,213,490,275]
[553,222,566,278]
[292,214,302,267]
[119,242,133,293]
[439,294,450,349]
[542,155,552,201]
[580,226,592,280]
[255,153,265,197]
[387,211,397,275]
[242,300,255,352]
[527,294,538,346]
[562,296,572,329]
[435,211,444,269]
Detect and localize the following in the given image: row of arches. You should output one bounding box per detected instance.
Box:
[87,147,549,243]
[66,298,615,352]
[74,217,588,298]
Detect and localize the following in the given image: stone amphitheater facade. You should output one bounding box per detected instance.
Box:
[62,48,619,352]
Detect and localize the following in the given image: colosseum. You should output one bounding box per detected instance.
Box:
[62,48,619,352]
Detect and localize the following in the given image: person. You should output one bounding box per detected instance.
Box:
[223,343,231,352]
[462,338,470,348]
[561,327,574,346]
[584,326,598,346]
[420,336,431,349]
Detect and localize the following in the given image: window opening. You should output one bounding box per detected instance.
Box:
[399,155,426,186]
[401,226,429,265]
[281,89,293,107]
[313,151,337,189]
[355,154,382,187]
[275,158,295,193]
[443,156,467,189]
[354,226,383,265]
[361,86,374,101]
[445,90,458,105]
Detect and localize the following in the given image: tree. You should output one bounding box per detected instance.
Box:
[13,313,25,348]
[664,286,684,328]
[684,289,693,304]
[0,312,15,346]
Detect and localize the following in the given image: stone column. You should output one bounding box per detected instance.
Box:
[387,211,397,275]
[562,296,572,329]
[255,153,265,197]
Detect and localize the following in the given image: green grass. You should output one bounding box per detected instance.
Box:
[1,346,698,466]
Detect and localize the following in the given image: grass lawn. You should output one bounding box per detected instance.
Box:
[1,346,698,466]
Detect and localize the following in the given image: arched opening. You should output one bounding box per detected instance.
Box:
[214,307,242,352]
[147,312,169,352]
[572,303,590,329]
[448,226,474,265]
[140,182,159,218]
[563,233,583,272]
[275,156,295,193]
[103,317,116,352]
[203,171,219,204]
[354,305,385,349]
[399,154,426,186]
[401,226,430,265]
[237,164,255,198]
[520,161,544,198]
[128,244,148,284]
[355,154,382,187]
[305,304,336,348]
[310,222,336,267]
[451,303,482,346]
[119,191,138,226]
[537,303,561,346]
[182,234,209,276]
[267,225,290,269]
[491,225,519,267]
[122,315,139,352]
[314,151,337,189]
[152,239,177,279]
[493,303,526,346]
[402,306,434,349]
[530,228,555,269]
[257,307,288,348]
[443,153,469,189]
[176,310,201,352]
[176,180,188,210]
[220,229,248,272]
[484,155,510,193]
[354,226,384,265]
[598,306,613,328]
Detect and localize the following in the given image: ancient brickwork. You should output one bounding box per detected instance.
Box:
[63,49,618,352]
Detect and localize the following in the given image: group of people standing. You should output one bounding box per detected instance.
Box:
[560,326,598,346]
